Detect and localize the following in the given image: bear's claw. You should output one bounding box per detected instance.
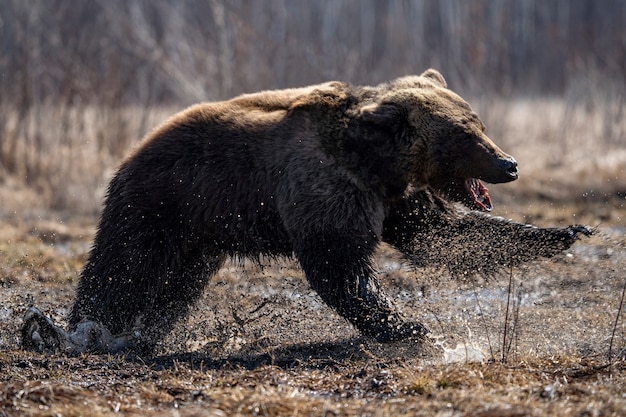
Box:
[22,307,71,353]
[567,224,594,238]
[22,307,142,354]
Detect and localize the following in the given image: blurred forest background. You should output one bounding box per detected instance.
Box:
[0,0,625,215]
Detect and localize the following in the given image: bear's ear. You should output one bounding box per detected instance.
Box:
[421,69,447,88]
[359,102,407,128]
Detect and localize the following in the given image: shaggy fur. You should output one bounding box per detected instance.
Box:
[383,187,590,276]
[24,70,589,354]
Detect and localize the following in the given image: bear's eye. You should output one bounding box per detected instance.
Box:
[468,115,485,133]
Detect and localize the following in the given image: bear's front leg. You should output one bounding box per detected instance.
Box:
[292,230,427,342]
[383,188,592,275]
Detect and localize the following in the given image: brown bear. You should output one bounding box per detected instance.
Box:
[22,69,590,354]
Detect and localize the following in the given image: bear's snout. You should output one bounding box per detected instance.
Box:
[498,157,518,181]
[475,154,519,185]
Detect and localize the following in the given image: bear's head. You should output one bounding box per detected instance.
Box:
[359,69,518,211]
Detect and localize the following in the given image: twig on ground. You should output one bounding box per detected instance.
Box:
[471,278,494,361]
[502,262,514,364]
[608,277,626,363]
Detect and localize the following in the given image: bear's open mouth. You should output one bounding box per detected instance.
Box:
[465,178,492,211]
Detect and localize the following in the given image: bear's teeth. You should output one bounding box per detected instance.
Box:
[466,178,492,211]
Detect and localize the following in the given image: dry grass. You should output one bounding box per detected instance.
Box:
[0,104,174,214]
[484,98,626,207]
[0,349,624,417]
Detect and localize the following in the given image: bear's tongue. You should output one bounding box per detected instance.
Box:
[465,178,492,211]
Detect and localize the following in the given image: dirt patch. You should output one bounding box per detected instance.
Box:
[1,200,625,416]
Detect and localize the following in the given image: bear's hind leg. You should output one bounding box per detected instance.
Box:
[139,252,226,352]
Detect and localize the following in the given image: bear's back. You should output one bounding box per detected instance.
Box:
[228,81,346,112]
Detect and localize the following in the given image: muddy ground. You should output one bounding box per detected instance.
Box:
[0,196,625,416]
